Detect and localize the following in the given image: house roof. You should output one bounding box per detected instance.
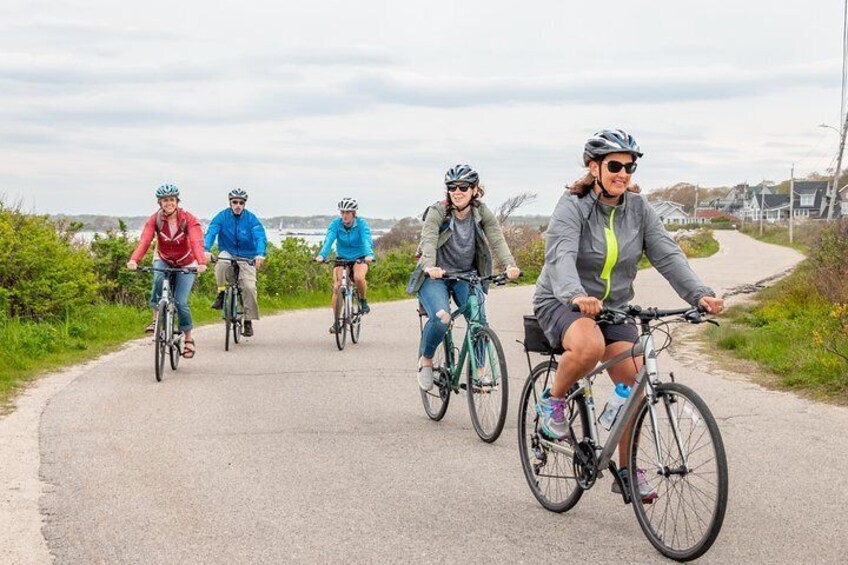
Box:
[762,194,790,209]
[794,180,828,194]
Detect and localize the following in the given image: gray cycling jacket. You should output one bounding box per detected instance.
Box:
[534,190,715,312]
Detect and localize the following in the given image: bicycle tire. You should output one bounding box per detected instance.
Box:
[350,288,361,344]
[517,360,589,512]
[169,329,181,371]
[629,382,728,562]
[154,301,167,382]
[466,327,508,443]
[232,290,242,344]
[419,336,452,421]
[224,288,233,352]
[334,287,347,350]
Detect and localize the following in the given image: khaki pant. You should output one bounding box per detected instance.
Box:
[215,251,259,320]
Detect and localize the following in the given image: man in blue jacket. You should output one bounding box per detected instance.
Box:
[315,197,375,333]
[204,188,268,337]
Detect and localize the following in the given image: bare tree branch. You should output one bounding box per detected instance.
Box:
[497,192,538,225]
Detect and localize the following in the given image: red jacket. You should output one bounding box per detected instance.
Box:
[131,209,207,267]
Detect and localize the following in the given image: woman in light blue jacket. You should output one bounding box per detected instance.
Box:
[315,197,374,332]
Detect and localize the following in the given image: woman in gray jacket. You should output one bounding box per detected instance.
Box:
[409,164,521,391]
[533,129,724,501]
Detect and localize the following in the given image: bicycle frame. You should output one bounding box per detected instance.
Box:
[537,319,690,476]
[158,273,178,346]
[441,285,490,391]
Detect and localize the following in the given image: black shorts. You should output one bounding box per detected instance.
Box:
[535,301,639,349]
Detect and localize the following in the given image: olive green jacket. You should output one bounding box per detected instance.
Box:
[406,201,516,294]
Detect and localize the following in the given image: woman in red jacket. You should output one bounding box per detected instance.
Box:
[126,184,207,358]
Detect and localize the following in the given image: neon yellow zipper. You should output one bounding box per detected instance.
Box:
[600,208,618,301]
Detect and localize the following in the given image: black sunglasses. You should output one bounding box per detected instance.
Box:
[447,184,473,193]
[605,160,638,174]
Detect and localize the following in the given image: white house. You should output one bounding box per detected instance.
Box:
[651,200,690,224]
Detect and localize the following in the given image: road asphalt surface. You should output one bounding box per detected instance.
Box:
[2,230,847,564]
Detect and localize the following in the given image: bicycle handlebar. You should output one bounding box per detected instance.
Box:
[135,266,198,274]
[569,303,712,325]
[425,270,522,286]
[210,254,256,266]
[317,258,375,266]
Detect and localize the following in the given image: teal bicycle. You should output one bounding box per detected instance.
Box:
[418,271,510,443]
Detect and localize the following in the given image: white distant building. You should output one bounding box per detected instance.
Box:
[651,200,690,225]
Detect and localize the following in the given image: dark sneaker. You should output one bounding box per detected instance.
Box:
[243,320,254,337]
[211,291,225,310]
[612,467,658,503]
[359,298,370,314]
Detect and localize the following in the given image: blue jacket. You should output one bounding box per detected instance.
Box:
[318,217,374,260]
[204,208,268,258]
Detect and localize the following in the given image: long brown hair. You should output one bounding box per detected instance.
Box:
[567,168,641,197]
[445,182,486,215]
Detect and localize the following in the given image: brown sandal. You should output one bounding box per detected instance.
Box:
[183,339,196,358]
[145,321,156,334]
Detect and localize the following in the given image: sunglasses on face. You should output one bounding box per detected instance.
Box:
[447,184,473,193]
[605,160,638,174]
[230,200,246,206]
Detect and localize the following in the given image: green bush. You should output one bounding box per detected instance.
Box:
[0,203,99,320]
[90,220,152,306]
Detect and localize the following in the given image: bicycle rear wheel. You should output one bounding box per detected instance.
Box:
[629,382,728,562]
[154,302,167,382]
[419,337,452,421]
[350,289,362,344]
[334,287,347,350]
[517,360,589,512]
[466,327,508,443]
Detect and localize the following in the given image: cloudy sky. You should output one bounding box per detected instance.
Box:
[0,0,843,218]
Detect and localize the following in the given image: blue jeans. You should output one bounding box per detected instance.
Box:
[150,259,196,332]
[417,277,487,360]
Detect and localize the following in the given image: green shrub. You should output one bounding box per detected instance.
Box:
[0,203,99,320]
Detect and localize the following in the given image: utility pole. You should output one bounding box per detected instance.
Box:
[789,165,795,244]
[827,113,848,220]
[759,183,765,236]
[694,185,700,225]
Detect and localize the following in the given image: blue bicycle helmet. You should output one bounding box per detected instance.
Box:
[155,184,180,199]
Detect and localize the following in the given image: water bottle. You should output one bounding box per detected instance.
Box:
[598,383,631,430]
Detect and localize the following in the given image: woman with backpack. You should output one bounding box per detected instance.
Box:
[126,184,207,359]
[407,164,521,391]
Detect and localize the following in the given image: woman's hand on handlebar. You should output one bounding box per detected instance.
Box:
[315,255,325,263]
[126,260,138,271]
[196,264,207,274]
[425,267,445,280]
[505,265,521,281]
[571,295,603,317]
[698,296,724,315]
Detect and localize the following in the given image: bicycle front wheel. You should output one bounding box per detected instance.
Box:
[517,360,588,512]
[232,291,243,344]
[154,302,167,382]
[629,382,728,562]
[420,336,452,421]
[334,288,347,351]
[466,327,508,443]
[350,290,362,344]
[224,288,233,352]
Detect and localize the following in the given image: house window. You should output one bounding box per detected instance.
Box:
[800,194,814,207]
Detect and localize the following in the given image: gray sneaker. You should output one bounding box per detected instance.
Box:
[418,365,434,391]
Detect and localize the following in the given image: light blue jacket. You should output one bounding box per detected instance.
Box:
[204,209,268,258]
[318,217,374,260]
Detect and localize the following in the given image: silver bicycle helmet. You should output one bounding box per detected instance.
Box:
[228,188,248,201]
[338,197,359,211]
[444,164,479,186]
[583,129,643,165]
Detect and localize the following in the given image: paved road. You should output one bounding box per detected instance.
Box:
[4,231,848,563]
